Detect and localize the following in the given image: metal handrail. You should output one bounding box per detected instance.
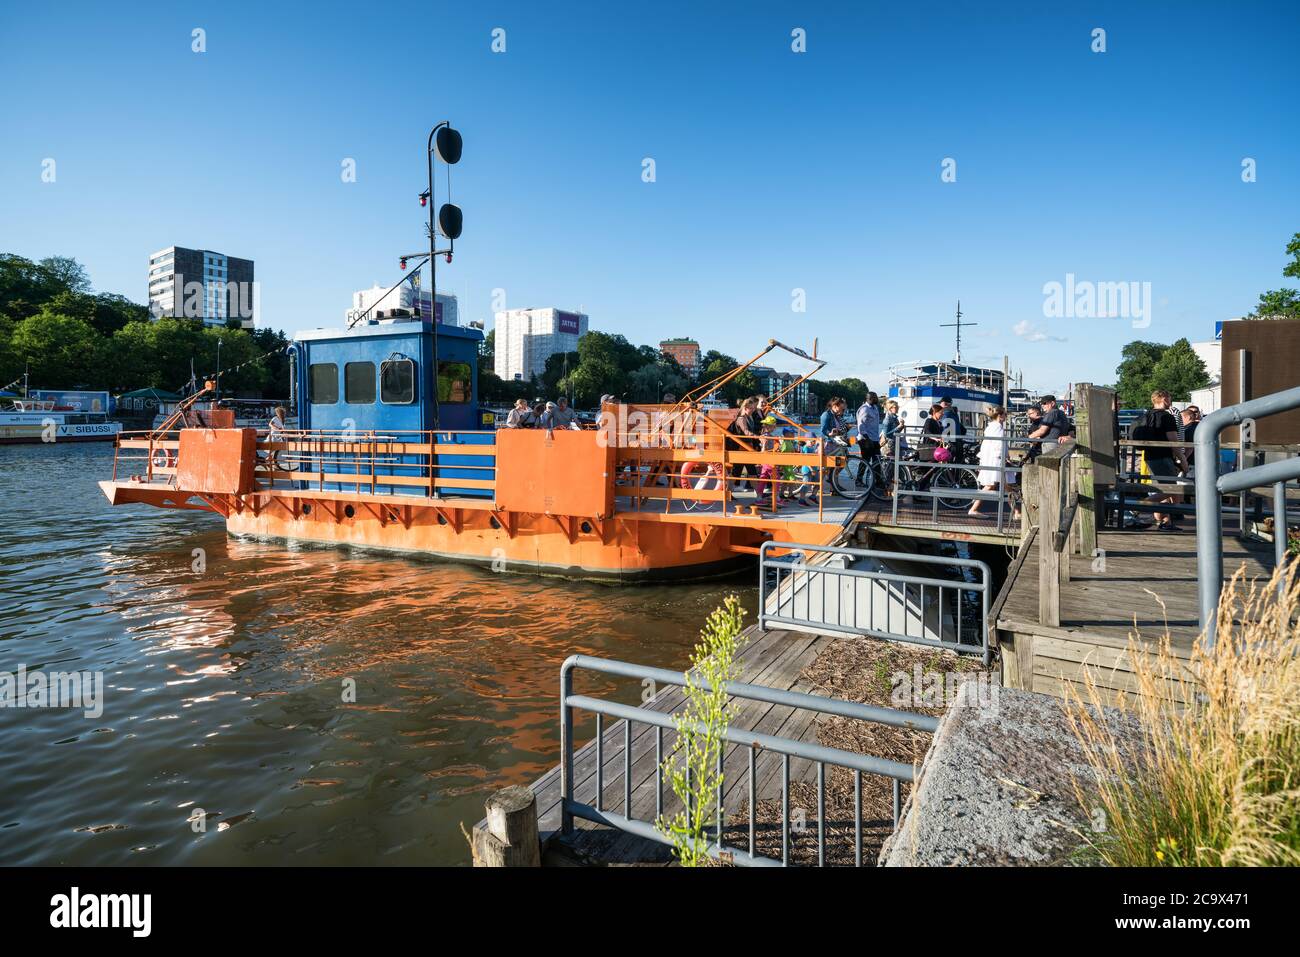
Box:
[559,654,936,867]
[1195,385,1300,648]
[759,540,993,664]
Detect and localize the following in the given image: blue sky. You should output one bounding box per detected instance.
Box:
[1,0,1296,391]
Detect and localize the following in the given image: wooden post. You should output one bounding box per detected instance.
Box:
[472,785,541,867]
[1073,383,1117,554]
[1022,462,1040,538]
[1038,455,1062,628]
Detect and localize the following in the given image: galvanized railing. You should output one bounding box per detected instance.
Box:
[559,654,937,867]
[1194,385,1300,648]
[884,428,1028,533]
[758,541,993,664]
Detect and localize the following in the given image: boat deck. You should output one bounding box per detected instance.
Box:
[614,488,865,529]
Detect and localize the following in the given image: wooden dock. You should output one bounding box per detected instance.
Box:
[994,521,1274,700]
[474,624,911,866]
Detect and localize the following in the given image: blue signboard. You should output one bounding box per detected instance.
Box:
[30,389,113,413]
[1215,321,1224,341]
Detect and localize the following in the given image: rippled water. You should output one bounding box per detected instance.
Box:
[0,442,754,865]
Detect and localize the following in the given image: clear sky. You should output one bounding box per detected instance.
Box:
[2,0,1296,392]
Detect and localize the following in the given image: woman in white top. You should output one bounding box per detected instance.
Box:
[969,406,1017,519]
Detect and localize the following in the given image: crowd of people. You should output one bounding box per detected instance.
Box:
[491,387,1205,527]
[501,396,584,432]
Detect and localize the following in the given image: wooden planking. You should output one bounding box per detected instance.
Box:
[998,525,1273,649]
[504,626,851,862]
[529,627,826,838]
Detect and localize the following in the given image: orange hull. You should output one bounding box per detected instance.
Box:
[221,493,758,581]
[100,417,856,582]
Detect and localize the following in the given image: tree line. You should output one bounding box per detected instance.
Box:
[1112,231,1300,407]
[477,330,867,411]
[0,254,291,396]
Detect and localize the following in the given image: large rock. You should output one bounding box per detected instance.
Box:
[881,684,1144,866]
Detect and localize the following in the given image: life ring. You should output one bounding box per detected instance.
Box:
[150,447,176,470]
[679,460,722,489]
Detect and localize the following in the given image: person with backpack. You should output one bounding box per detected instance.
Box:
[1128,389,1188,530]
[938,396,966,457]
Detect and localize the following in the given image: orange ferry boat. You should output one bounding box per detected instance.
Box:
[98,326,864,580]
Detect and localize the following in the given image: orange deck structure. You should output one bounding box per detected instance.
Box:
[99,402,864,581]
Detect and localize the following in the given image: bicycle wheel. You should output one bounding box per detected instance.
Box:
[867,458,892,502]
[934,467,976,509]
[830,456,869,500]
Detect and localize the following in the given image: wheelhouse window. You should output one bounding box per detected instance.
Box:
[380,358,416,404]
[308,363,338,404]
[437,361,472,403]
[345,362,376,404]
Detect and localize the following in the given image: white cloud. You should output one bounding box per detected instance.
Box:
[1013,319,1067,343]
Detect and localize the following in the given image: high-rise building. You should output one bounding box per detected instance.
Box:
[659,337,701,378]
[346,284,459,327]
[148,246,255,326]
[493,308,589,382]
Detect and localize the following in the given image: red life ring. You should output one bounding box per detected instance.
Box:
[150,447,176,470]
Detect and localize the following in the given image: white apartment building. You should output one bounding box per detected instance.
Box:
[493,307,589,382]
[346,284,459,327]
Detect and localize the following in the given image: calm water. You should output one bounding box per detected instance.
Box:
[0,442,753,865]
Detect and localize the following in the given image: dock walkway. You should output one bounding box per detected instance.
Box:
[995,521,1274,699]
[484,625,873,866]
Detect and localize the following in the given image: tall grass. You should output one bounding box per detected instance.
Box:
[1064,565,1300,866]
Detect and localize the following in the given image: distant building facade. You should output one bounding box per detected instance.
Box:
[493,308,589,382]
[659,337,701,378]
[749,365,811,414]
[346,284,459,327]
[148,246,254,326]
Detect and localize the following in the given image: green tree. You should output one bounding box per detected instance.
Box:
[1114,341,1168,408]
[1250,289,1300,320]
[1147,338,1209,402]
[10,308,103,388]
[38,256,91,295]
[1248,231,1300,319]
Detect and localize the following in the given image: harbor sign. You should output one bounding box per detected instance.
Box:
[29,389,113,413]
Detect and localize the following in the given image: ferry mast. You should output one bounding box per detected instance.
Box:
[940,300,976,364]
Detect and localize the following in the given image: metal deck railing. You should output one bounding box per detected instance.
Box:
[1194,385,1300,647]
[758,541,993,664]
[559,654,938,867]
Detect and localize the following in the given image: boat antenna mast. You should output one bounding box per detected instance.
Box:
[940,300,976,364]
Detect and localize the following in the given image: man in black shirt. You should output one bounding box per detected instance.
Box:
[1029,395,1072,454]
[1138,389,1188,530]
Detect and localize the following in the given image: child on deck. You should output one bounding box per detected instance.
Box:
[753,417,783,508]
[790,441,821,507]
[777,428,800,503]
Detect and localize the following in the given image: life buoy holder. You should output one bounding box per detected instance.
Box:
[150,447,176,470]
